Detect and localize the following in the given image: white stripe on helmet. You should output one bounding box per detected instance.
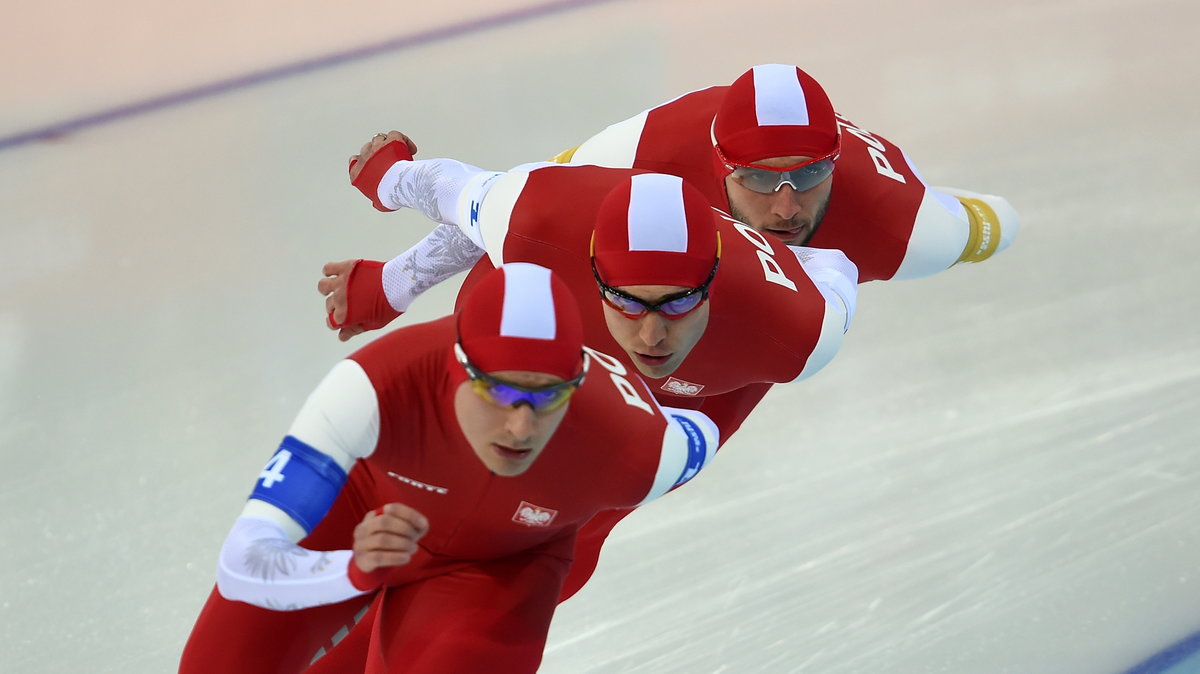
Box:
[626,174,688,253]
[752,64,810,127]
[499,263,556,340]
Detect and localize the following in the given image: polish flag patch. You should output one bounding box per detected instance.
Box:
[661,377,705,396]
[512,501,558,527]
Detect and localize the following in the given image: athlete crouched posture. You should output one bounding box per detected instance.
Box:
[332,63,1018,337]
[328,149,858,602]
[179,263,717,673]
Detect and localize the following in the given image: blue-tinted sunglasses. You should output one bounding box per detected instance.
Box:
[454,343,587,411]
[590,237,721,320]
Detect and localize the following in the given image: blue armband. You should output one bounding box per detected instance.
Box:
[248,436,348,534]
[671,414,709,488]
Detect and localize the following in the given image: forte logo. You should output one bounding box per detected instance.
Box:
[387,471,449,495]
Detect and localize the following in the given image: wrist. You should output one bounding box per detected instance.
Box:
[335,260,402,330]
[346,554,391,592]
[351,141,415,212]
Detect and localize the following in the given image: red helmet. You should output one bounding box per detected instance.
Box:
[712,64,840,168]
[456,263,585,379]
[592,173,720,289]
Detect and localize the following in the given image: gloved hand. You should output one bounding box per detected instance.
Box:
[349,132,417,212]
[320,259,402,341]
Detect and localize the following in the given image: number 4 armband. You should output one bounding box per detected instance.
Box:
[248,436,349,535]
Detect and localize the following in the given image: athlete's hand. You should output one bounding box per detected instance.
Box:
[318,259,354,338]
[350,131,418,212]
[349,131,417,181]
[319,259,402,341]
[348,503,430,590]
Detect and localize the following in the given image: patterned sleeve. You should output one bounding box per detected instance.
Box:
[214,359,382,610]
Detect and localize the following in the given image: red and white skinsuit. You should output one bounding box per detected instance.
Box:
[559,84,1019,281]
[179,316,718,673]
[350,157,858,601]
[339,62,1017,607]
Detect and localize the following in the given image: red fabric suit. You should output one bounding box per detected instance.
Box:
[567,85,1015,282]
[449,163,853,600]
[180,317,716,672]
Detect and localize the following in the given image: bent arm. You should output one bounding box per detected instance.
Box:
[351,149,534,309]
[383,164,550,269]
[216,512,361,611]
[215,360,383,610]
[791,246,859,331]
[785,246,857,382]
[379,224,486,313]
[384,160,498,229]
[636,407,720,505]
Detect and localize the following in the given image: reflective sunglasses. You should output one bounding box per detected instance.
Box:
[730,157,836,194]
[454,343,587,412]
[714,138,841,194]
[589,235,721,320]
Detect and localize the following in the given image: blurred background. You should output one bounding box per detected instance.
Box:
[3,0,1199,671]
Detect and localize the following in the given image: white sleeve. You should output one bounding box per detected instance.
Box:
[381,224,484,313]
[567,110,650,168]
[368,157,503,310]
[286,359,381,466]
[374,157,502,226]
[789,246,858,331]
[787,247,856,383]
[215,515,366,610]
[635,407,720,506]
[454,170,534,267]
[214,360,381,610]
[442,164,570,267]
[890,152,1020,280]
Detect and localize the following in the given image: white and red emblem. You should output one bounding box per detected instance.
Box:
[660,377,704,396]
[512,501,558,527]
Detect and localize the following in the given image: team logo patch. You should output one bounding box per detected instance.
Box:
[512,501,558,527]
[661,377,704,396]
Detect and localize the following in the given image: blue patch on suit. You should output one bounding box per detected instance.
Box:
[670,414,708,487]
[248,435,348,534]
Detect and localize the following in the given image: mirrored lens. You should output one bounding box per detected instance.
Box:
[602,287,707,319]
[601,289,649,317]
[659,293,704,316]
[733,159,835,194]
[473,380,575,411]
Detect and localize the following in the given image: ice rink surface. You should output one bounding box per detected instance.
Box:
[3,0,1199,671]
